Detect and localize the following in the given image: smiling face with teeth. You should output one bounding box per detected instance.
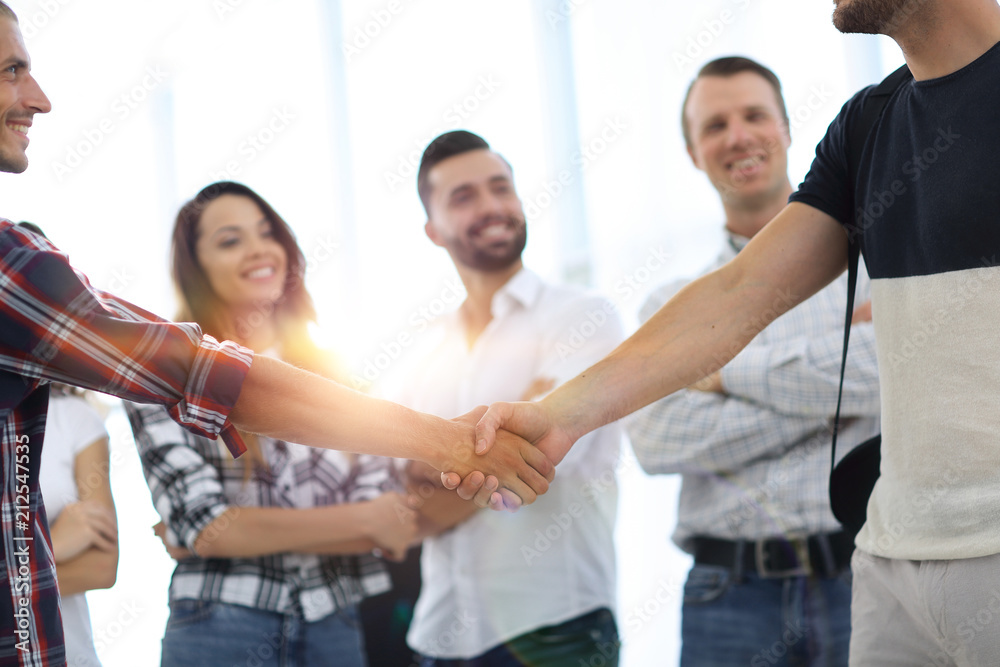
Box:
[0,15,52,173]
[424,148,527,273]
[684,71,792,233]
[194,194,289,319]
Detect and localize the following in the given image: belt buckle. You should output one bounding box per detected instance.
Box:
[755,534,813,579]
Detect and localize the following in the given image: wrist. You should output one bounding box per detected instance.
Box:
[422,414,474,473]
[354,501,376,540]
[540,393,584,444]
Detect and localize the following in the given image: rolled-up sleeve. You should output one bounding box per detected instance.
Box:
[167,335,253,456]
[0,227,252,456]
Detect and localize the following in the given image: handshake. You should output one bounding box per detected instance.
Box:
[435,398,579,512]
[229,355,598,511]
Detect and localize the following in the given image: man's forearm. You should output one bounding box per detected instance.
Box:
[540,204,849,444]
[721,324,881,417]
[627,389,816,475]
[230,356,454,468]
[230,358,554,503]
[543,265,769,441]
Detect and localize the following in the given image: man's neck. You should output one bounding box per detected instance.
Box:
[457,260,523,349]
[722,184,793,239]
[891,0,1000,80]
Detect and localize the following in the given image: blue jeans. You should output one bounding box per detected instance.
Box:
[419,607,619,667]
[680,565,852,666]
[160,599,366,667]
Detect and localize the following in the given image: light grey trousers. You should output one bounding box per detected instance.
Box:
[850,549,1000,666]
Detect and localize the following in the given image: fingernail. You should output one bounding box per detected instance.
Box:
[475,439,486,454]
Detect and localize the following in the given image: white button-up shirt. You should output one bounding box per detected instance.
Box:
[381,268,623,659]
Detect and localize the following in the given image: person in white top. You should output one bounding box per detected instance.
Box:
[383,130,623,666]
[39,385,118,667]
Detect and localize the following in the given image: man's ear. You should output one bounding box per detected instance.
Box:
[425,219,444,247]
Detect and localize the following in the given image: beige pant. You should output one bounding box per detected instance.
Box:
[850,550,1000,666]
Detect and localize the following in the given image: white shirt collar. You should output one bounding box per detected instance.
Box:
[489,266,543,320]
[726,230,752,254]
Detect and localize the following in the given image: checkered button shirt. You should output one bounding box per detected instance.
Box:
[626,234,881,551]
[0,219,252,666]
[126,401,397,622]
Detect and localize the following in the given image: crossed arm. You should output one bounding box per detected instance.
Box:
[130,402,421,562]
[49,437,119,597]
[188,493,417,561]
[464,204,851,505]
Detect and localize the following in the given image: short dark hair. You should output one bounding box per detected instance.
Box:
[680,56,789,148]
[0,2,17,21]
[16,221,45,238]
[417,130,491,216]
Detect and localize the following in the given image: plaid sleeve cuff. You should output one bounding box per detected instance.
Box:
[178,501,233,553]
[167,335,253,458]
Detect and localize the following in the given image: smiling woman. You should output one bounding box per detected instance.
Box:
[194,195,288,313]
[125,181,418,667]
[172,182,301,352]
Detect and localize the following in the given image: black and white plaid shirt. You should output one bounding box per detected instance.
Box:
[125,401,396,621]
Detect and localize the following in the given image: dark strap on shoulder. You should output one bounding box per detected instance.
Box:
[846,64,911,182]
[831,63,911,473]
[832,244,861,471]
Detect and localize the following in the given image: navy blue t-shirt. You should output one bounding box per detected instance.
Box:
[789,43,1000,560]
[792,42,1000,278]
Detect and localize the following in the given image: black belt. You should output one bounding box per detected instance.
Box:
[691,532,854,579]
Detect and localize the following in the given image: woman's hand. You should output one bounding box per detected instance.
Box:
[361,492,419,561]
[153,521,194,560]
[50,500,118,563]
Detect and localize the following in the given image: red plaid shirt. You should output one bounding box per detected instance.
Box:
[0,219,253,666]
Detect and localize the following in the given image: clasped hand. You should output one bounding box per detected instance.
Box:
[50,500,118,563]
[440,401,571,511]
